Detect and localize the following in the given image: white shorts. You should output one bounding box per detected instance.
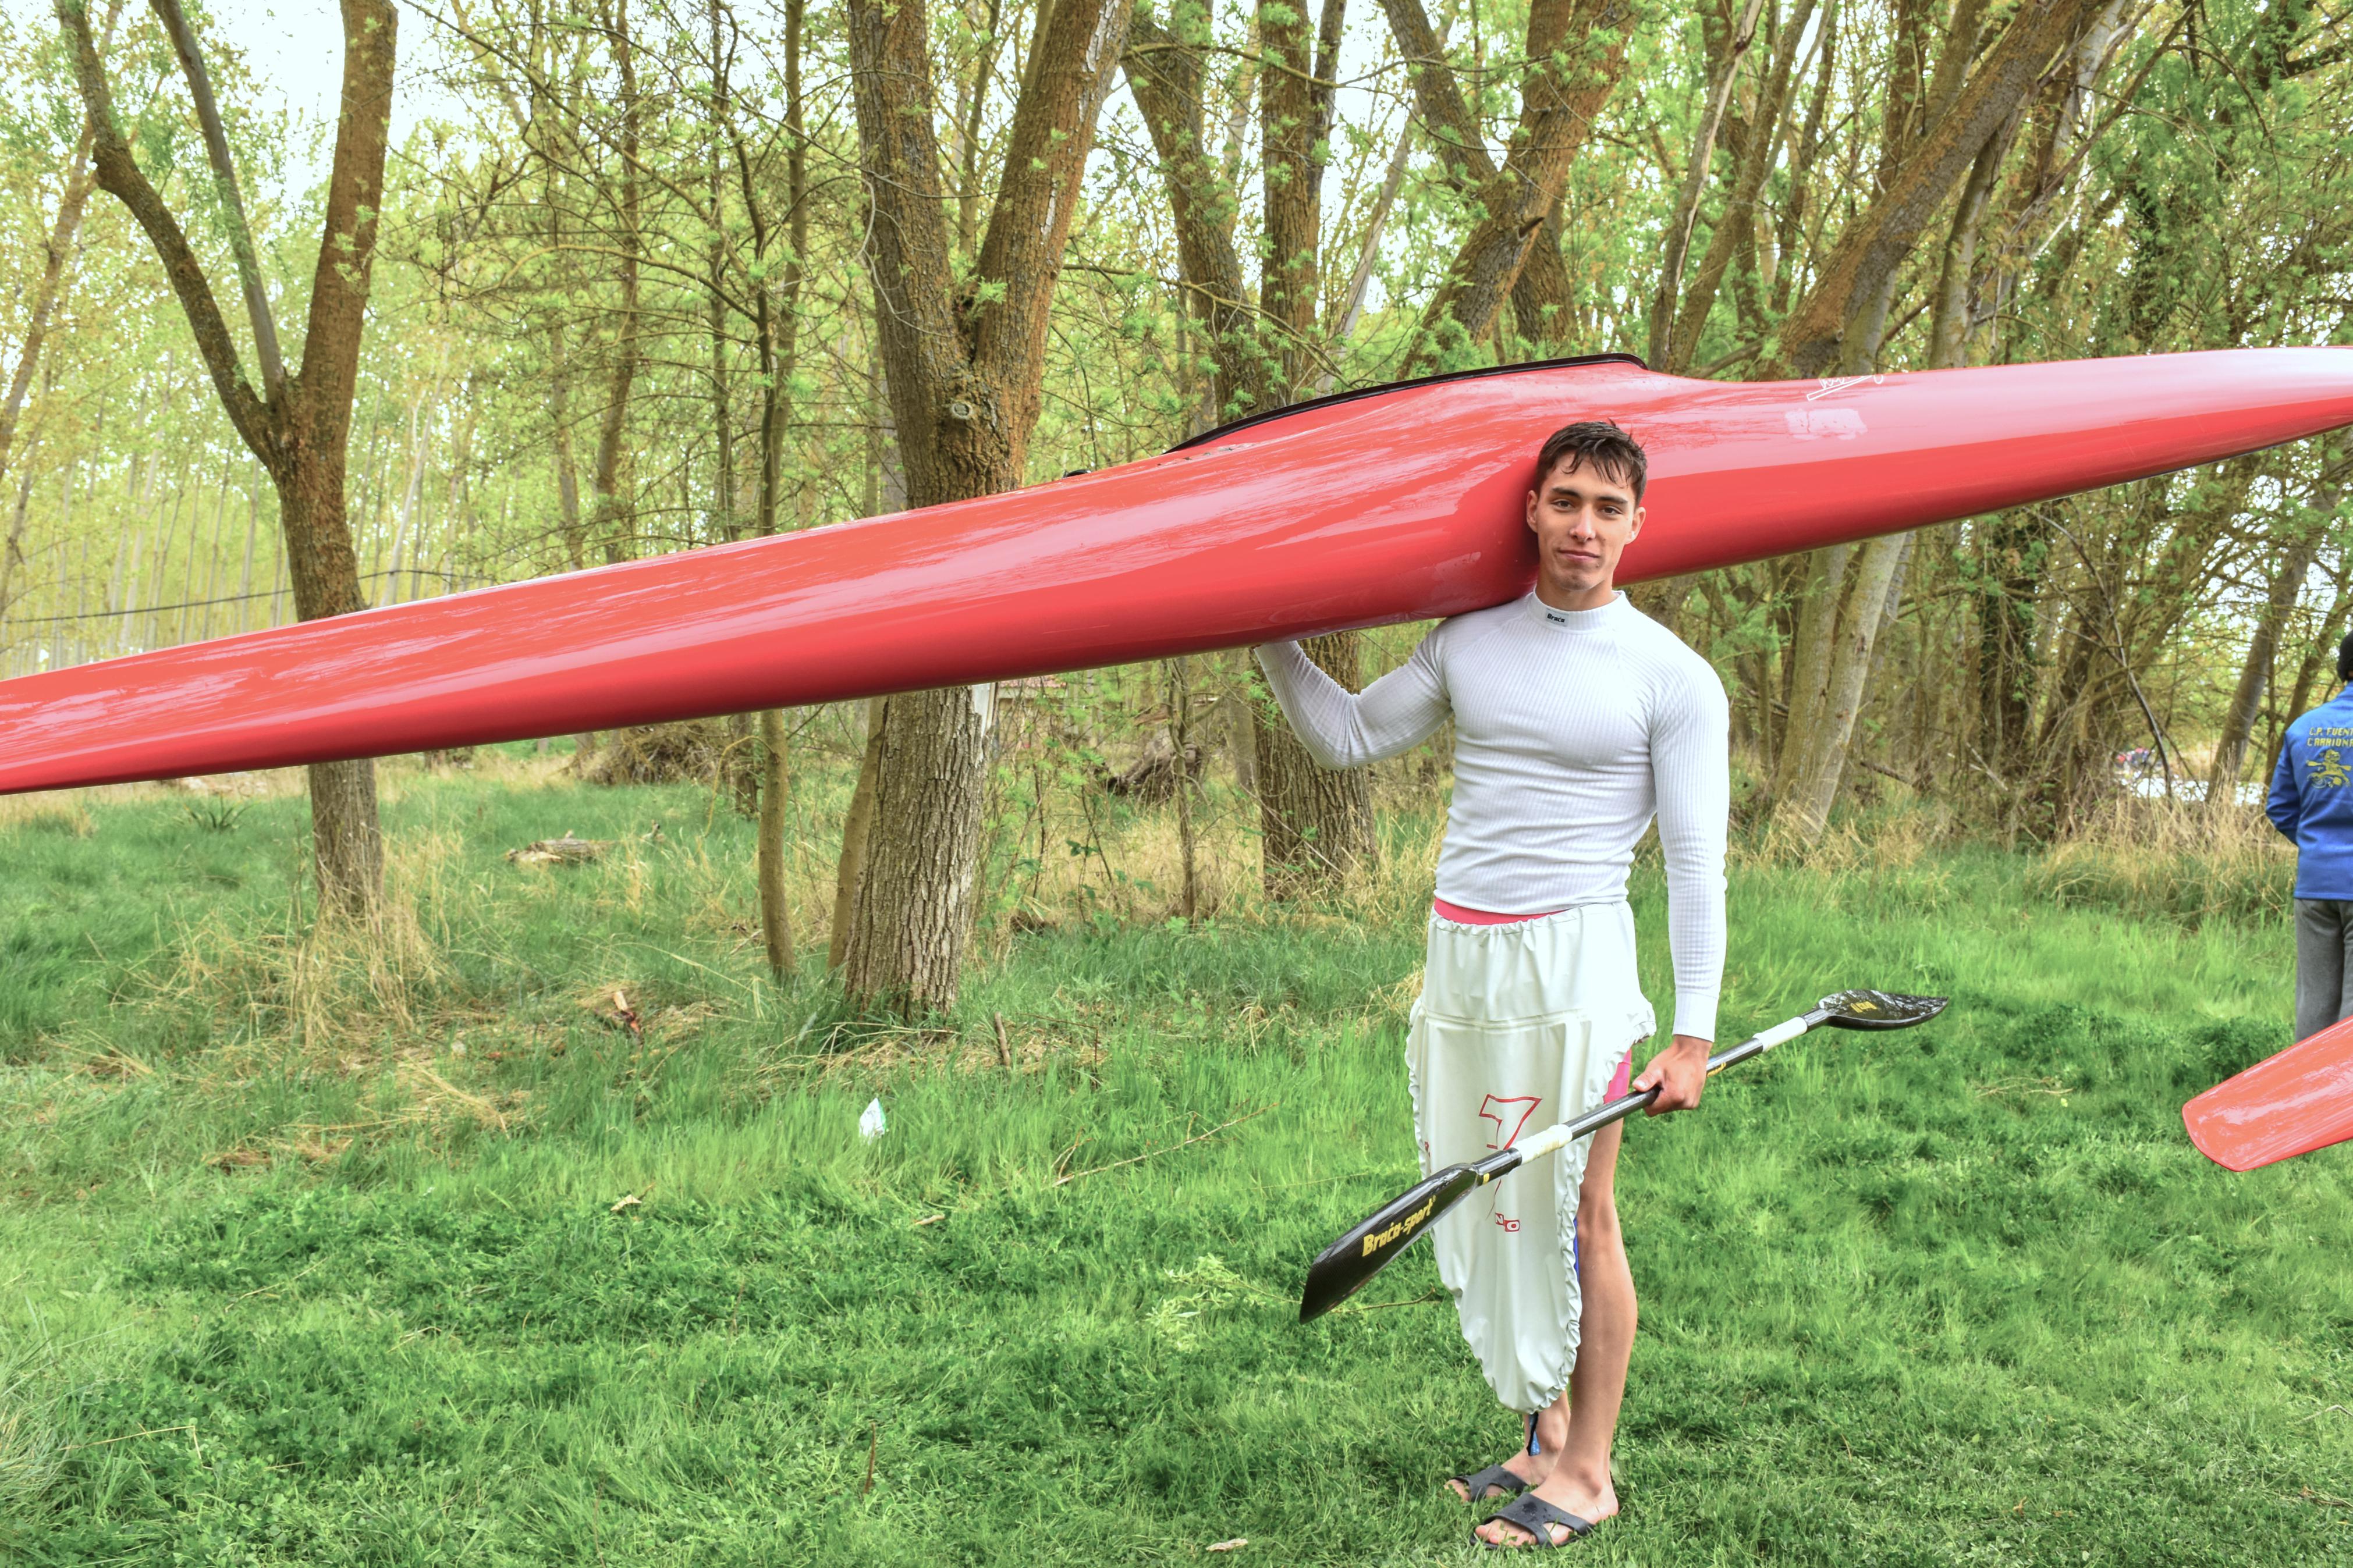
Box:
[1406,902,1655,1414]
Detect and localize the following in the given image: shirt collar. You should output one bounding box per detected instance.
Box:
[1528,590,1623,631]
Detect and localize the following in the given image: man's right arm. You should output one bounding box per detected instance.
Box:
[2269,736,2302,842]
[1254,632,1449,769]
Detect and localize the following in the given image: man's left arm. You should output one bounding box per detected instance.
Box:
[2267,735,2302,842]
[1632,661,1732,1115]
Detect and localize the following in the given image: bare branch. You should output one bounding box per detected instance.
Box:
[52,0,271,458]
[152,0,288,397]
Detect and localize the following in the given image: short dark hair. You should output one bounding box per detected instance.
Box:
[2337,627,2353,682]
[1535,420,1647,503]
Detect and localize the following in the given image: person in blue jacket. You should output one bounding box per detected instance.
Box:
[2269,629,2353,1041]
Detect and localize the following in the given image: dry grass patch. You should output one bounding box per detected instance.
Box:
[2025,796,2292,926]
[0,795,93,837]
[137,831,461,1064]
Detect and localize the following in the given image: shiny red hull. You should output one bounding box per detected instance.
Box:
[6,348,2353,792]
[2184,1018,2353,1171]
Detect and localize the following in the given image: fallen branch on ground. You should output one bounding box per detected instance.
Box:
[1052,1104,1275,1187]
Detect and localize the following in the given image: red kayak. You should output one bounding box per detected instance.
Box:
[2184,1018,2353,1171]
[6,348,2353,792]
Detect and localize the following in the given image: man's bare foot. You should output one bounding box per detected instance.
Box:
[1473,1465,1617,1547]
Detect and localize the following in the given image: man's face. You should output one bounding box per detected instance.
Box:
[1525,456,1643,600]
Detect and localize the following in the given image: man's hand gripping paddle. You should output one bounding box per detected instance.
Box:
[1296,989,1950,1323]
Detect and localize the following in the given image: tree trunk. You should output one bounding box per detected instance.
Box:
[1255,631,1377,896]
[1772,541,1850,804]
[0,358,62,627]
[1383,0,1636,374]
[0,121,98,493]
[2270,564,2353,784]
[1769,0,2114,378]
[840,683,997,1010]
[829,698,885,971]
[751,0,808,982]
[278,463,382,908]
[61,0,398,913]
[1774,532,1912,840]
[1650,0,1768,369]
[838,0,1130,1013]
[1662,0,1815,372]
[759,707,797,977]
[2213,527,2324,799]
[1172,656,1200,920]
[1239,0,1378,897]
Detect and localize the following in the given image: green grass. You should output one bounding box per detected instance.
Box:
[1,763,2349,1563]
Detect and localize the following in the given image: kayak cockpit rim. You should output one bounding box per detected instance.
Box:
[1168,352,1652,453]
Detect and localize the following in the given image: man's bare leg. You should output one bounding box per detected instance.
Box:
[1477,1119,1631,1545]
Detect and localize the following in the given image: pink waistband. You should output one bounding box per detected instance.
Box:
[1431,897,1569,926]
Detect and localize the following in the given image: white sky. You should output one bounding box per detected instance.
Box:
[4,0,455,189]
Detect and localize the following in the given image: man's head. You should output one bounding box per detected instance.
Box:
[2338,627,2353,682]
[1525,421,1647,608]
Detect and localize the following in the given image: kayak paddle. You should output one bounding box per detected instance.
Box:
[1297,989,1950,1323]
[2182,1014,2353,1170]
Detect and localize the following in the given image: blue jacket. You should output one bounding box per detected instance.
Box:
[2268,688,2353,899]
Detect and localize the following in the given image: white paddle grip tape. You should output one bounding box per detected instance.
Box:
[1514,1121,1578,1161]
[1755,1015,1809,1051]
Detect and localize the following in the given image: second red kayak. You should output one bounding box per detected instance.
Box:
[2184,1017,2353,1171]
[5,348,2353,792]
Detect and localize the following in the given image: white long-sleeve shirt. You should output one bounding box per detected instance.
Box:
[1256,591,1731,1040]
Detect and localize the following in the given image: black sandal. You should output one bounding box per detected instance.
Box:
[1475,1493,1595,1550]
[1449,1415,1539,1503]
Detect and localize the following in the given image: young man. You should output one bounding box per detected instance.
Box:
[1256,421,1729,1549]
[2268,629,2353,1042]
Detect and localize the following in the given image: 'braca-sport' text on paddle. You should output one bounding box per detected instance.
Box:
[2183,1014,2353,1171]
[8,351,2353,791]
[1296,990,1949,1324]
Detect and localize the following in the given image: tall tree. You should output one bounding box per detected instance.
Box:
[1380,0,1635,371]
[837,0,1133,1012]
[57,0,397,911]
[1125,0,1382,898]
[1762,0,2118,842]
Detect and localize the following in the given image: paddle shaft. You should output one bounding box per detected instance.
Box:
[1462,1005,1828,1185]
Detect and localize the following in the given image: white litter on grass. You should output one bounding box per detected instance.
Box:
[860,1098,888,1140]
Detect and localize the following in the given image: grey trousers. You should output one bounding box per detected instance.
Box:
[2295,898,2353,1041]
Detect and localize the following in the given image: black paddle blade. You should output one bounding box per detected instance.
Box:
[1298,1162,1482,1323]
[1819,989,1949,1030]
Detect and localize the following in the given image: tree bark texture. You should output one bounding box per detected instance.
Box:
[591,0,641,565]
[1759,5,2123,840]
[1770,0,2114,378]
[841,0,1131,1013]
[1975,511,2047,784]
[758,707,796,977]
[1128,5,1379,897]
[1660,0,1816,373]
[1124,8,1265,415]
[0,117,98,499]
[1252,632,1377,897]
[1650,0,1768,369]
[837,683,998,1011]
[1380,0,1634,375]
[829,698,885,971]
[2212,511,2331,797]
[59,0,396,912]
[750,0,808,983]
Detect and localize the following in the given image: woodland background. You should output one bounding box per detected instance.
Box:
[3,3,2353,1560]
[5,0,2352,1008]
